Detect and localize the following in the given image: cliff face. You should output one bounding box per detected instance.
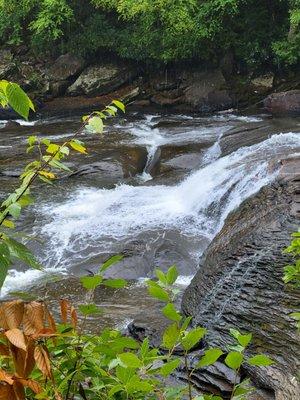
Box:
[182,157,300,399]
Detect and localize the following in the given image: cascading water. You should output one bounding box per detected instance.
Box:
[1,112,299,297]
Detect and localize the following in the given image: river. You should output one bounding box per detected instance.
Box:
[0,111,299,329]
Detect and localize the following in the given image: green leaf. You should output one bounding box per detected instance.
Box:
[4,237,42,270]
[230,329,252,348]
[100,254,124,273]
[46,143,60,154]
[0,242,11,288]
[162,323,180,350]
[18,195,34,208]
[6,82,34,120]
[80,275,103,290]
[160,359,181,376]
[225,351,244,370]
[166,265,178,285]
[162,303,182,322]
[103,278,127,288]
[155,269,167,284]
[197,348,224,368]
[7,203,21,219]
[87,116,104,134]
[112,100,125,113]
[147,283,170,302]
[118,353,142,369]
[2,219,15,229]
[27,135,37,146]
[247,354,274,366]
[70,141,87,154]
[181,327,206,351]
[78,304,102,316]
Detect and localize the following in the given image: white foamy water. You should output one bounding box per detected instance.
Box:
[2,128,299,296]
[36,132,299,267]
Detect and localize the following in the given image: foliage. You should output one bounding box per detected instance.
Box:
[0,82,276,398]
[0,0,299,67]
[0,263,274,399]
[0,79,125,291]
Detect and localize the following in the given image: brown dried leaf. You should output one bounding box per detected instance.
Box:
[45,307,57,332]
[23,302,45,335]
[0,383,17,400]
[5,329,27,351]
[12,381,25,400]
[70,306,78,329]
[0,301,24,330]
[0,369,14,385]
[0,344,10,356]
[15,378,42,394]
[54,389,63,400]
[60,300,69,324]
[23,339,35,378]
[34,345,52,379]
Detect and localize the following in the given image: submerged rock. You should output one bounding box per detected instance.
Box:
[182,161,300,399]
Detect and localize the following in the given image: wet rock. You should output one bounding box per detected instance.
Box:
[220,118,300,156]
[47,53,85,82]
[183,69,233,112]
[182,165,300,399]
[264,90,300,115]
[67,62,137,96]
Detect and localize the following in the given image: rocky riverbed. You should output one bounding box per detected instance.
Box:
[0,109,299,399]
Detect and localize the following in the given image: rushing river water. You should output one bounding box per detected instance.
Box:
[1,111,300,328]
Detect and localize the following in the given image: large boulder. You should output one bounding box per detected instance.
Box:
[182,159,300,399]
[67,62,136,96]
[149,69,233,112]
[182,69,233,112]
[264,90,300,115]
[46,53,85,82]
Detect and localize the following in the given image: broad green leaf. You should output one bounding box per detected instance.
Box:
[0,241,11,288]
[225,351,244,370]
[155,268,167,284]
[160,358,181,376]
[4,237,42,270]
[70,141,87,154]
[162,303,182,322]
[112,100,125,113]
[87,116,104,134]
[166,265,178,285]
[80,275,103,290]
[197,348,223,368]
[230,329,252,348]
[162,323,180,349]
[27,135,37,146]
[181,327,206,351]
[103,278,127,288]
[2,219,15,229]
[6,82,34,120]
[46,143,60,154]
[100,254,124,273]
[148,285,170,302]
[78,304,102,316]
[7,203,21,219]
[118,353,142,369]
[247,354,274,366]
[18,194,34,207]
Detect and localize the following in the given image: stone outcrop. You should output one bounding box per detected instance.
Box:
[67,62,137,96]
[264,90,300,115]
[149,68,233,112]
[182,158,300,399]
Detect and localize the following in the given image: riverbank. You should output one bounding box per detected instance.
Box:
[1,49,300,119]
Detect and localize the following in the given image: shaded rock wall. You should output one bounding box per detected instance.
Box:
[182,159,300,399]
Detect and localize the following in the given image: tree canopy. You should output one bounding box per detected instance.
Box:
[0,0,299,69]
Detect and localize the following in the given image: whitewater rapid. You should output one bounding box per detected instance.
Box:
[1,117,300,295]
